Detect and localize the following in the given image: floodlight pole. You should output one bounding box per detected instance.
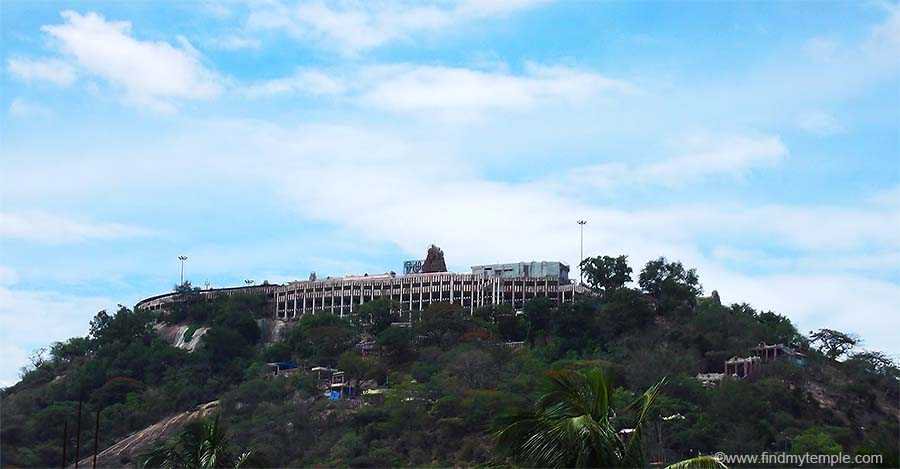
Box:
[577,220,587,285]
[178,256,188,285]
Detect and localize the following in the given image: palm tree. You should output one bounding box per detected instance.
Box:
[142,415,252,468]
[665,455,729,469]
[494,368,726,468]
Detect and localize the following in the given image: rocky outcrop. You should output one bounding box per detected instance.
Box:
[155,319,288,352]
[154,324,208,351]
[258,318,290,345]
[73,401,219,468]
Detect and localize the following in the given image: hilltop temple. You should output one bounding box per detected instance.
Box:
[137,245,576,319]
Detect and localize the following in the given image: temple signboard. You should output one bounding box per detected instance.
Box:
[403,259,424,274]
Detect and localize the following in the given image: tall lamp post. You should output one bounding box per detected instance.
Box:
[178,256,188,285]
[577,220,587,285]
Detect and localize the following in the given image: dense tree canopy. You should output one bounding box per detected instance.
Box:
[580,255,633,294]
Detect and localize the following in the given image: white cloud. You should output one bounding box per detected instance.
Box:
[359,63,635,120]
[153,120,885,263]
[245,68,345,97]
[3,117,899,367]
[247,0,546,54]
[797,110,843,135]
[8,98,53,118]
[245,62,635,120]
[645,133,786,182]
[0,266,19,286]
[41,10,223,112]
[0,286,113,387]
[556,132,787,190]
[6,57,77,86]
[803,37,840,62]
[199,1,235,19]
[869,184,900,206]
[0,212,154,244]
[0,343,30,388]
[867,1,900,60]
[210,34,262,50]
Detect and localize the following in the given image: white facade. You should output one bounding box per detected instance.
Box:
[273,271,574,320]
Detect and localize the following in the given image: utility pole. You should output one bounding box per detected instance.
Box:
[92,409,100,469]
[74,393,83,469]
[61,420,68,469]
[178,256,188,285]
[577,220,587,285]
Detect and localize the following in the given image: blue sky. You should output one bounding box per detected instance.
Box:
[1,0,898,386]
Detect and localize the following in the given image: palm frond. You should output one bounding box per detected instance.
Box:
[621,376,667,466]
[665,455,728,469]
[493,367,664,468]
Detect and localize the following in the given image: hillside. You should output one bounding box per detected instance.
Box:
[2,256,898,468]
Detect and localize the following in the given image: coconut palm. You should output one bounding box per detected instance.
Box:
[665,455,728,469]
[141,415,252,469]
[494,368,727,468]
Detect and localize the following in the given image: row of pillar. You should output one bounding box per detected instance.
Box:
[275,275,567,320]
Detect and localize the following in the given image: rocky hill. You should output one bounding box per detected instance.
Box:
[3,256,898,467]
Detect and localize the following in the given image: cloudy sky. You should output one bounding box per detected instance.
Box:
[1,0,898,386]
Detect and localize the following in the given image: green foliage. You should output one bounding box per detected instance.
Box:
[596,287,654,339]
[418,302,469,348]
[338,351,370,383]
[260,342,292,363]
[165,292,269,326]
[496,313,526,342]
[639,257,702,312]
[810,328,859,360]
[664,455,727,469]
[356,298,396,335]
[212,310,260,345]
[3,256,898,468]
[141,415,253,468]
[286,313,357,366]
[494,367,665,468]
[200,328,254,365]
[49,337,91,365]
[376,327,415,364]
[580,254,633,294]
[790,427,842,455]
[90,306,154,349]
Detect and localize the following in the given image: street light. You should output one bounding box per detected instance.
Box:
[577,220,587,285]
[178,256,188,285]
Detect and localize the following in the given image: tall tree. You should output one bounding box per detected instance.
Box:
[809,328,859,360]
[356,298,396,335]
[639,258,702,311]
[523,297,553,346]
[579,255,633,295]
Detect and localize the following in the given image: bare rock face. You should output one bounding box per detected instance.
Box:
[154,323,209,351]
[258,318,290,345]
[421,245,447,273]
[73,401,219,468]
